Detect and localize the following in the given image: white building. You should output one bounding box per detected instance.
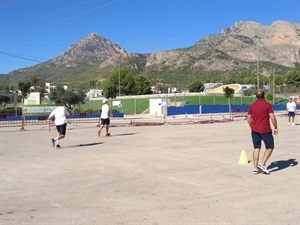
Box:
[24,92,41,105]
[204,83,223,91]
[86,89,103,99]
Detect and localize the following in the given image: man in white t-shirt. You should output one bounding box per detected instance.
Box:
[286,98,297,126]
[98,99,110,137]
[48,100,70,148]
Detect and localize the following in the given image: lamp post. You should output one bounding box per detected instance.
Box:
[272,70,275,104]
[13,90,18,116]
[118,66,120,96]
[256,47,259,89]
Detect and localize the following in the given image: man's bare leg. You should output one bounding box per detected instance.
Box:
[261,149,273,166]
[253,149,260,169]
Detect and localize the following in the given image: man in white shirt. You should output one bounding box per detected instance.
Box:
[48,100,70,148]
[98,99,111,137]
[286,98,297,126]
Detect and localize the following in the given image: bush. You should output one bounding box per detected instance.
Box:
[0,107,22,116]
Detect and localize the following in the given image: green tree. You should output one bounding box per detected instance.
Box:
[101,79,117,99]
[243,76,255,85]
[266,93,273,103]
[244,87,256,96]
[135,75,152,95]
[187,80,204,92]
[285,70,300,87]
[18,81,32,105]
[223,86,235,119]
[120,69,136,95]
[0,84,11,91]
[103,68,136,97]
[49,85,86,109]
[0,95,11,107]
[30,75,39,90]
[222,78,236,84]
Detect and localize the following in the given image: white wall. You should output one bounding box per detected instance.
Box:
[149,98,169,115]
[24,92,40,105]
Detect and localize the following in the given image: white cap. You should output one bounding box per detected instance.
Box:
[102,99,107,103]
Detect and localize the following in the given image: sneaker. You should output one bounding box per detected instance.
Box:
[56,144,61,148]
[106,133,111,136]
[258,163,270,175]
[51,138,55,147]
[292,123,295,126]
[287,123,291,126]
[253,169,259,175]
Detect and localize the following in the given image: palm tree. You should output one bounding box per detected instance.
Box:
[17,81,31,130]
[223,86,235,120]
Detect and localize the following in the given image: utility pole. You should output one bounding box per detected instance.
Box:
[118,66,121,96]
[256,47,259,89]
[273,68,275,104]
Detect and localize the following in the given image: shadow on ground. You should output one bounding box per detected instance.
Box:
[61,142,103,149]
[268,158,298,173]
[60,133,136,149]
[111,132,136,137]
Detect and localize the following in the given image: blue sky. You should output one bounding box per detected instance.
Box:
[0,0,299,74]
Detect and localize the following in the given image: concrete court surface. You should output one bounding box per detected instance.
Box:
[0,115,299,225]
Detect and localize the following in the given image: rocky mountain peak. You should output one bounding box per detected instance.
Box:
[200,20,300,67]
[222,21,264,35]
[222,20,300,46]
[50,32,126,66]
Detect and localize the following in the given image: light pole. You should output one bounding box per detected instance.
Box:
[118,66,121,96]
[96,80,98,97]
[272,73,275,104]
[256,47,259,89]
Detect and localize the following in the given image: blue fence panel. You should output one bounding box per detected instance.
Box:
[0,116,22,121]
[112,113,124,118]
[167,104,290,116]
[201,105,230,114]
[167,105,200,116]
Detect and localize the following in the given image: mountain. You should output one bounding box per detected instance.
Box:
[51,32,126,66]
[0,32,128,85]
[1,20,299,87]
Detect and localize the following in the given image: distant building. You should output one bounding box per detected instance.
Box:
[204,83,223,91]
[241,84,254,90]
[206,84,244,97]
[45,82,67,93]
[86,89,103,99]
[24,92,41,105]
[152,83,178,94]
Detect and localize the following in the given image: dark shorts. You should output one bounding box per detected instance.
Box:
[288,111,295,117]
[101,118,110,125]
[251,131,274,149]
[56,123,67,135]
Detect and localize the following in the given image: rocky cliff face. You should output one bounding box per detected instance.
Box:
[219,20,300,67]
[143,20,300,71]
